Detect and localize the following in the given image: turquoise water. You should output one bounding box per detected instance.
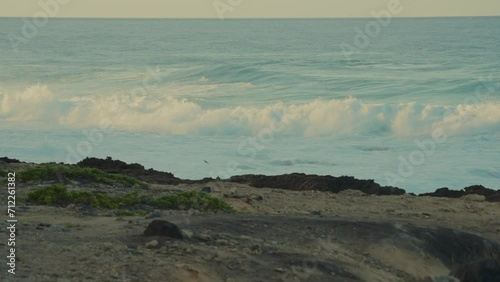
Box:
[1,18,499,193]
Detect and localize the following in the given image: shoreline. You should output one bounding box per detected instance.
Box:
[2,156,499,202]
[0,156,499,281]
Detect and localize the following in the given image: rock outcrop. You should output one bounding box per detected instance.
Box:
[0,157,22,163]
[420,185,500,202]
[22,156,498,201]
[229,173,406,195]
[77,157,184,185]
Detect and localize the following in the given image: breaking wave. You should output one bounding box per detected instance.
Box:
[1,84,499,137]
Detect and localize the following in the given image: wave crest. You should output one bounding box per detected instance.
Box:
[1,84,499,137]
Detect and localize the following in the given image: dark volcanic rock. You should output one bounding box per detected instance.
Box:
[143,220,183,239]
[77,157,184,185]
[201,186,212,193]
[450,259,500,282]
[420,187,464,198]
[72,156,499,201]
[79,156,144,171]
[464,185,500,202]
[419,185,500,202]
[170,215,500,282]
[411,228,500,266]
[228,173,405,195]
[0,157,22,163]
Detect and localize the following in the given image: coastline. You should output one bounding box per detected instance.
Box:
[2,156,498,201]
[0,156,499,281]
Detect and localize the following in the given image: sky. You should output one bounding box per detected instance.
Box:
[1,0,500,18]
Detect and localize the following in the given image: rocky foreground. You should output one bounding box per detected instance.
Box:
[0,157,499,282]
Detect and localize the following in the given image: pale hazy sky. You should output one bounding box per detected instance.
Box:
[1,0,500,18]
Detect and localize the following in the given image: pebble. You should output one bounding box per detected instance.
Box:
[145,211,163,219]
[250,244,262,254]
[217,233,231,239]
[215,239,229,245]
[239,235,254,241]
[195,233,212,241]
[310,210,322,216]
[145,240,159,249]
[181,229,194,239]
[35,223,52,230]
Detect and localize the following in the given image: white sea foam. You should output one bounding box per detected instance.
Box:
[1,84,499,137]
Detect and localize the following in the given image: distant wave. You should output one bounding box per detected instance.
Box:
[1,84,499,137]
[269,159,336,167]
[355,146,390,152]
[181,64,277,84]
[470,168,500,179]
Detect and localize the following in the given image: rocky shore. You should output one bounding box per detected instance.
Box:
[0,157,499,281]
[78,157,499,201]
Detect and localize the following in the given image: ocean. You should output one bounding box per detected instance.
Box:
[0,17,499,193]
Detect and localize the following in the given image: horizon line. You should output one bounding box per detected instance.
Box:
[0,15,499,20]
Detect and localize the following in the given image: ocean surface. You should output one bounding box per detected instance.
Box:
[1,17,499,193]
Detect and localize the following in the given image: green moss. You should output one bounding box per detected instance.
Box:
[94,193,119,209]
[26,184,69,205]
[26,185,139,209]
[117,190,145,207]
[69,191,118,209]
[18,164,148,188]
[151,191,236,213]
[27,186,235,215]
[0,169,7,178]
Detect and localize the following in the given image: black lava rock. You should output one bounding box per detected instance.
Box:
[450,259,500,282]
[143,220,183,239]
[419,186,500,202]
[255,195,264,201]
[0,157,22,163]
[229,173,406,195]
[77,157,182,185]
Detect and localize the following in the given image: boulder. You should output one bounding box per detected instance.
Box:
[143,220,183,239]
[201,186,212,193]
[145,240,159,249]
